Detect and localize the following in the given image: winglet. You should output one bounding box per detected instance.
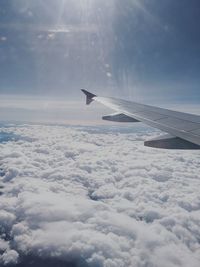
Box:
[81,89,97,105]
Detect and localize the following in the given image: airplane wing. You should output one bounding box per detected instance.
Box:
[81,89,200,149]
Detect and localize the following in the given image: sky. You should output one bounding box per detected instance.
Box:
[0,2,200,266]
[0,0,200,106]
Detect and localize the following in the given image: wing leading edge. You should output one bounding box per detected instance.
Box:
[81,89,200,149]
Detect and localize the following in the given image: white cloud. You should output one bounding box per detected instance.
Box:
[0,250,19,265]
[0,124,200,266]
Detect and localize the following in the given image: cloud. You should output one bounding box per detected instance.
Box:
[0,23,98,34]
[0,124,200,266]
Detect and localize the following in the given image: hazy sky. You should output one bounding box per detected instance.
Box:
[0,0,200,103]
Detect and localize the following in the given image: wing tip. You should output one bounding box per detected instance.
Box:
[81,89,97,105]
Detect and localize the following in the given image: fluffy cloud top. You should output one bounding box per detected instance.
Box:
[0,124,200,267]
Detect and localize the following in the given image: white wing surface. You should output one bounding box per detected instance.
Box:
[81,89,200,149]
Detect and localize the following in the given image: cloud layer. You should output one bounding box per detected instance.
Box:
[0,124,200,267]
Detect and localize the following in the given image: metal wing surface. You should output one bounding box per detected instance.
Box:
[81,89,200,149]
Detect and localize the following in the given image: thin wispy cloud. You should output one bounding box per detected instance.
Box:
[0,23,98,34]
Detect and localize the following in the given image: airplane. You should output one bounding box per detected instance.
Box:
[81,89,200,149]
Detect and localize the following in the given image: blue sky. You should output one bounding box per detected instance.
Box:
[0,0,200,104]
